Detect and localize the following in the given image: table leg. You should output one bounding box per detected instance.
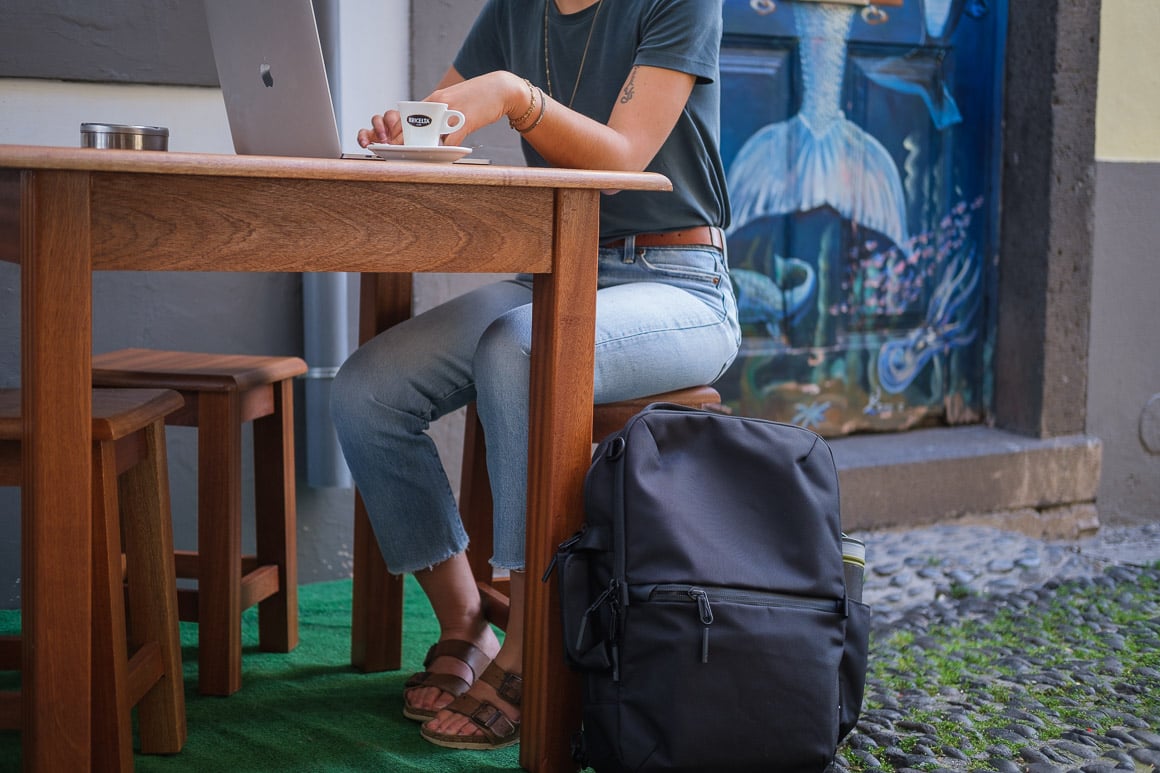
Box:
[350,491,403,671]
[21,170,93,771]
[521,188,599,773]
[350,273,412,672]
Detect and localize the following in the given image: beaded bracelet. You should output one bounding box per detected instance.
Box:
[516,88,548,134]
[508,78,537,131]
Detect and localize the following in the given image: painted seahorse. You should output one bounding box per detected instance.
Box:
[877,246,981,394]
[726,3,909,247]
[731,260,817,339]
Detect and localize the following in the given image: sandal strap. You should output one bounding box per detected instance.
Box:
[421,639,492,681]
[478,662,523,706]
[403,670,470,698]
[441,693,519,744]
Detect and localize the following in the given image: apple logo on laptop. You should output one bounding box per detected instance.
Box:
[260,63,274,88]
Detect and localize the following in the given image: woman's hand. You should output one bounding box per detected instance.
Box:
[357,110,404,147]
[356,69,525,149]
[425,71,527,148]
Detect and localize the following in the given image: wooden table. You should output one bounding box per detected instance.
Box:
[0,144,669,772]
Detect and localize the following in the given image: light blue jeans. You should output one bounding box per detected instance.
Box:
[331,240,741,574]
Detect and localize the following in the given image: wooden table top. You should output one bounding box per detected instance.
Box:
[0,144,673,191]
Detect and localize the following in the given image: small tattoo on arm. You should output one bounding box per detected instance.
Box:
[620,67,638,104]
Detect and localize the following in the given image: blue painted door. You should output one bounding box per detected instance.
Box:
[717,0,1005,435]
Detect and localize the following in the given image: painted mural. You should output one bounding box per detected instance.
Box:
[716,0,1005,436]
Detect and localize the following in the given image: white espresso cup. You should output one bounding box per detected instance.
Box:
[398,101,465,147]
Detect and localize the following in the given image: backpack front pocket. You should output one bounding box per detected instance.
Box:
[608,585,847,772]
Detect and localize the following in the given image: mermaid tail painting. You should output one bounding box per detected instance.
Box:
[726,3,909,248]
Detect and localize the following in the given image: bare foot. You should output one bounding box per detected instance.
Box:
[422,651,521,740]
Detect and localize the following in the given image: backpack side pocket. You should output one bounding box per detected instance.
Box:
[553,525,616,672]
[838,599,871,740]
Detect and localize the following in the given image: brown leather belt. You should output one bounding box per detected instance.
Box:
[602,226,725,251]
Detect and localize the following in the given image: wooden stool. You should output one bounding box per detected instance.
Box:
[0,388,187,772]
[350,384,723,668]
[91,348,307,696]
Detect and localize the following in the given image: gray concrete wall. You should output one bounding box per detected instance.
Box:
[0,0,217,85]
[994,0,1099,438]
[1087,161,1160,524]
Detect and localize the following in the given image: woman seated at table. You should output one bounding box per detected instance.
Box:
[332,0,740,751]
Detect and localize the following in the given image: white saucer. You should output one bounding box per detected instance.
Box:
[367,144,473,163]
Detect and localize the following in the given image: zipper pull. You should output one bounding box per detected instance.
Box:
[574,581,613,652]
[541,529,585,582]
[688,588,713,663]
[557,529,584,552]
[575,578,622,653]
[607,584,622,641]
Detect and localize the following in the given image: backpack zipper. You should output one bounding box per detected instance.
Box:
[649,584,845,663]
[606,431,631,681]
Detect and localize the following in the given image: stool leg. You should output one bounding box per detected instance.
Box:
[91,441,134,773]
[196,391,244,696]
[253,379,298,653]
[460,403,495,586]
[121,420,186,754]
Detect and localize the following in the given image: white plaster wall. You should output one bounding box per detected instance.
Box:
[0,78,233,152]
[1096,0,1160,162]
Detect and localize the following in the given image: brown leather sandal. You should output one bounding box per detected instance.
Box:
[419,662,522,750]
[402,639,493,721]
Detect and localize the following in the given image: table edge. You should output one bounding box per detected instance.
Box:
[0,145,672,192]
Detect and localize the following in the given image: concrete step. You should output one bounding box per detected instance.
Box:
[830,425,1102,536]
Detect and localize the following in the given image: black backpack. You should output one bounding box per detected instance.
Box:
[549,403,870,773]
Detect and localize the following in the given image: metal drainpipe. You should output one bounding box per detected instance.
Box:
[302,273,354,488]
[302,0,353,488]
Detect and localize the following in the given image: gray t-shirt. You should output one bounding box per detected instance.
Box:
[453,0,730,240]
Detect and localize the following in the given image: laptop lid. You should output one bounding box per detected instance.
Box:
[204,0,343,158]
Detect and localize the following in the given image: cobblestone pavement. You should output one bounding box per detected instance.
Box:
[834,519,1160,773]
[849,520,1160,624]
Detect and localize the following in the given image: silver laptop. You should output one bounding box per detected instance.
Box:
[203,0,353,158]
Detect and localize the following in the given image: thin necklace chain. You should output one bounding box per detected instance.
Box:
[543,0,605,109]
